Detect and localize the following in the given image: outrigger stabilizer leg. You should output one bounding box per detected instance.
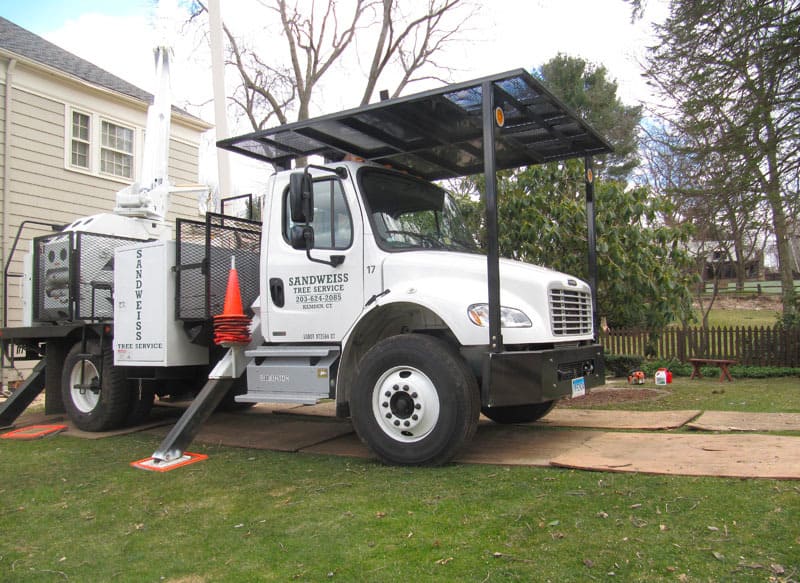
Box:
[149,346,247,464]
[150,376,233,463]
[0,360,46,429]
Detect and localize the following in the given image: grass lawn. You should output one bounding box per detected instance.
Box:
[703,308,778,328]
[577,376,800,413]
[1,433,798,582]
[1,376,798,581]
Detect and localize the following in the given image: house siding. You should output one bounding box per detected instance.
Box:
[1,21,213,386]
[0,80,6,189]
[2,86,207,330]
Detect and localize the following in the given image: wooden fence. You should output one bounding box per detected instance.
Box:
[601,325,800,367]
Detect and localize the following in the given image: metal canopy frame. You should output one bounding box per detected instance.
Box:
[218,68,613,351]
[218,69,612,180]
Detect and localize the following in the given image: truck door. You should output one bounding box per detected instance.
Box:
[264,174,364,343]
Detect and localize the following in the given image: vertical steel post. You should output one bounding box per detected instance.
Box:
[482,81,503,353]
[585,156,599,338]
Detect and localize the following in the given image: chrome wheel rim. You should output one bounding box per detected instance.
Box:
[371,366,440,443]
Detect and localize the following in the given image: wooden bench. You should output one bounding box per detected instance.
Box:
[688,358,736,382]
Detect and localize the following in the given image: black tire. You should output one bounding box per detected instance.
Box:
[125,379,155,426]
[350,334,479,466]
[481,401,556,424]
[61,340,130,432]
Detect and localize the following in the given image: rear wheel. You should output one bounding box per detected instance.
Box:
[481,401,556,424]
[351,334,479,466]
[61,340,130,432]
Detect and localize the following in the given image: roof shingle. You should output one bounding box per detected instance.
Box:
[0,16,208,125]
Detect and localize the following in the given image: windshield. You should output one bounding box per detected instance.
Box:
[360,168,479,253]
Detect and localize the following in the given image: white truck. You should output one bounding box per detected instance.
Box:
[0,69,610,465]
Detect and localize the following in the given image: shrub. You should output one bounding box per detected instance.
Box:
[604,354,644,377]
[728,366,800,379]
[641,359,692,377]
[639,360,800,379]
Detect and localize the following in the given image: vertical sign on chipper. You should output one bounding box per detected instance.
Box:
[114,243,168,362]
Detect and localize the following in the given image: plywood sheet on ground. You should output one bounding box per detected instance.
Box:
[302,426,598,467]
[11,412,65,427]
[240,402,310,414]
[54,406,179,439]
[7,409,178,439]
[457,426,597,466]
[688,411,800,432]
[163,413,354,452]
[550,432,800,479]
[65,417,179,439]
[539,409,700,430]
[274,401,337,418]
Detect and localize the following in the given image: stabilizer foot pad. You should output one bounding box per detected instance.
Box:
[131,452,208,472]
[1,424,68,440]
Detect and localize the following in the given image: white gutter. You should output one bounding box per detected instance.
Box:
[2,57,16,388]
[2,58,16,318]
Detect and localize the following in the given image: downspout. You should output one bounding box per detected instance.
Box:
[2,60,15,297]
[2,58,16,389]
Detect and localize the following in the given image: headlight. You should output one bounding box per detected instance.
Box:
[467,303,532,328]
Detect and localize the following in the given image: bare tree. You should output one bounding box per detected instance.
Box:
[644,0,800,325]
[194,0,472,129]
[359,0,464,105]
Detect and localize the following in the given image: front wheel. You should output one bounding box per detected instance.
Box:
[61,340,130,432]
[481,401,556,424]
[350,334,479,466]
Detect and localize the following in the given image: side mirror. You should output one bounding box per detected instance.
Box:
[290,225,314,251]
[289,172,314,223]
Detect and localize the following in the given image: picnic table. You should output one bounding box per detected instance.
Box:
[688,358,736,382]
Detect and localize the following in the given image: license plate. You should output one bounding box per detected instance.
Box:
[571,377,586,398]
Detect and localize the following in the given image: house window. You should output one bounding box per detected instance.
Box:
[100,121,134,179]
[71,111,90,169]
[67,108,137,181]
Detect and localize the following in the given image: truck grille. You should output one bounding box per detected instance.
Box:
[549,288,592,336]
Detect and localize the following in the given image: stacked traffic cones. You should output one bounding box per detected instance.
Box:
[213,256,252,345]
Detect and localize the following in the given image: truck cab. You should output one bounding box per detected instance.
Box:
[237,157,603,465]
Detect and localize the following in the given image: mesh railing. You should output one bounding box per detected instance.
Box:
[75,233,140,320]
[176,213,262,321]
[33,232,73,322]
[33,231,139,322]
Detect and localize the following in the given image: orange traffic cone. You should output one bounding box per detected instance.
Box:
[213,256,252,346]
[220,256,244,316]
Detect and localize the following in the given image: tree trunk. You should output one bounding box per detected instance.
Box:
[762,112,797,323]
[770,200,797,320]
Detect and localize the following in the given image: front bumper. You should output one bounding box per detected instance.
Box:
[481,343,605,408]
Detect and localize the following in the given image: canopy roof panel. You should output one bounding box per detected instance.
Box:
[217,69,613,181]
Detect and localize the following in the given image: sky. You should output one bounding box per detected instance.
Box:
[0,0,670,192]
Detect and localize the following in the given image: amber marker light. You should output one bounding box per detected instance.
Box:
[495,107,505,127]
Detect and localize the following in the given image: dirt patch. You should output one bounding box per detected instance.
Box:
[699,294,781,311]
[558,385,668,408]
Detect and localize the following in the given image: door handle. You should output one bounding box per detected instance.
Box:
[269,278,285,308]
